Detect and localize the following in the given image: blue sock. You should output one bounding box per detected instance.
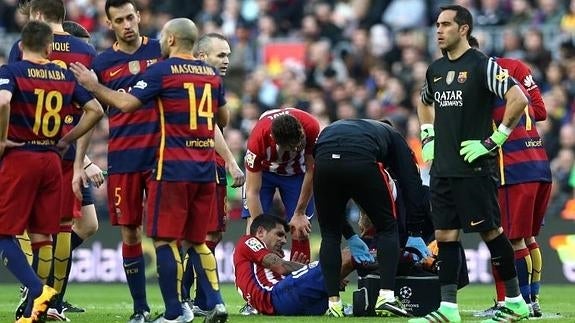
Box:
[181,248,194,301]
[156,242,183,320]
[122,243,149,313]
[0,236,43,316]
[70,231,84,251]
[514,248,531,303]
[189,244,223,309]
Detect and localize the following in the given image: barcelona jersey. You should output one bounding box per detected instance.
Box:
[129,55,226,182]
[0,60,93,152]
[9,32,96,160]
[92,37,161,174]
[492,57,552,185]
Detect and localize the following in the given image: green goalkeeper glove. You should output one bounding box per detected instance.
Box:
[420,124,434,162]
[459,125,511,163]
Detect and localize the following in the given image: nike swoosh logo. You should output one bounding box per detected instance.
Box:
[123,261,139,267]
[110,68,123,77]
[470,219,485,226]
[433,77,442,82]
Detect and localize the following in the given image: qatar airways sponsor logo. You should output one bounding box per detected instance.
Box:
[434,90,463,108]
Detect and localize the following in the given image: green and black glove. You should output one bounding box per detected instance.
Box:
[420,124,435,162]
[459,125,512,163]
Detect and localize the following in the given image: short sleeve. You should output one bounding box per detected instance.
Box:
[0,65,16,93]
[128,64,163,104]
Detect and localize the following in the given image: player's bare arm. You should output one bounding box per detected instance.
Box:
[246,170,264,219]
[59,99,104,200]
[501,85,529,129]
[290,153,313,239]
[417,98,435,124]
[215,125,245,187]
[69,62,142,112]
[262,252,305,275]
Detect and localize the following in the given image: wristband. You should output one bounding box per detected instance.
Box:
[420,123,434,131]
[497,124,512,136]
[83,162,93,170]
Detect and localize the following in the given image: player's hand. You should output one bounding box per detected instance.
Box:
[289,213,311,239]
[84,162,105,188]
[290,251,309,264]
[347,234,375,264]
[227,162,245,188]
[420,124,435,162]
[406,236,432,259]
[459,128,508,163]
[69,62,99,92]
[72,166,88,201]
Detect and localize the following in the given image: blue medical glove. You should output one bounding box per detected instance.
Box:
[347,234,375,263]
[406,236,431,259]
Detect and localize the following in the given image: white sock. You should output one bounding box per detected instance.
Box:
[505,295,524,303]
[329,300,342,308]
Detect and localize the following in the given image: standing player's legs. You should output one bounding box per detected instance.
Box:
[498,183,538,307]
[454,177,529,322]
[183,182,227,318]
[314,157,353,317]
[351,162,407,317]
[51,186,98,314]
[186,166,228,313]
[4,151,61,320]
[146,181,186,321]
[528,182,551,317]
[49,160,76,318]
[108,172,151,320]
[275,172,314,260]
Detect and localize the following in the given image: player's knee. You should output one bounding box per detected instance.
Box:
[121,225,142,245]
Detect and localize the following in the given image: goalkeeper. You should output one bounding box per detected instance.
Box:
[413,11,530,321]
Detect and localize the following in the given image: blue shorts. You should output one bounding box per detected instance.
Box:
[271,262,328,315]
[242,172,315,219]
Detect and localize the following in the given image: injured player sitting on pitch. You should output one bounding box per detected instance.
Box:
[233,213,377,316]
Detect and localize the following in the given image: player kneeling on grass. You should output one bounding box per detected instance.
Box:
[233,213,376,316]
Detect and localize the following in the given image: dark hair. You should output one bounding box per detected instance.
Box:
[192,33,228,56]
[62,21,90,39]
[271,114,304,147]
[29,0,66,23]
[249,214,289,235]
[21,20,53,53]
[440,5,473,39]
[105,0,138,19]
[468,35,479,48]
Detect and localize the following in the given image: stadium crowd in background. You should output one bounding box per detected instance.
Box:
[2,0,575,222]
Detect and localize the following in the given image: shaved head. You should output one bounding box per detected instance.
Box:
[165,18,198,49]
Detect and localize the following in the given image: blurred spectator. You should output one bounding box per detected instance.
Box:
[382,0,428,32]
[507,0,534,26]
[532,0,565,27]
[523,28,553,76]
[476,0,508,26]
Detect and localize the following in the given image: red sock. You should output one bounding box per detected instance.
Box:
[290,238,310,261]
[492,264,505,302]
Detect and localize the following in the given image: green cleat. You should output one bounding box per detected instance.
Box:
[326,302,344,317]
[408,306,461,323]
[481,300,530,322]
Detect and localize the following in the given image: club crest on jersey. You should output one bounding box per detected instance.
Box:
[128,61,140,74]
[457,71,467,83]
[64,115,74,124]
[245,237,264,252]
[446,71,455,85]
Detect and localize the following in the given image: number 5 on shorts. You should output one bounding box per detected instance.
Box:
[114,187,122,206]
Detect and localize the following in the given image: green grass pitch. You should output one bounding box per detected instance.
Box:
[0,283,573,322]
